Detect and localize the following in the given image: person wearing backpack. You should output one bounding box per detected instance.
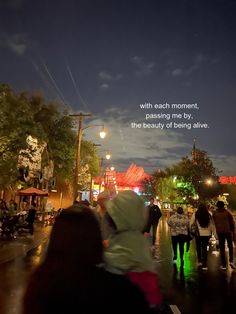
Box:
[213,201,236,270]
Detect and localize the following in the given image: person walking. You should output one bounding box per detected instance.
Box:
[168,207,189,267]
[144,198,162,248]
[190,204,217,270]
[213,200,236,270]
[22,205,151,314]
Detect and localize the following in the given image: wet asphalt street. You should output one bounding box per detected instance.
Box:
[0,218,236,314]
[0,225,51,314]
[154,219,236,314]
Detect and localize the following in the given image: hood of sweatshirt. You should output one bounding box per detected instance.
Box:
[106,190,146,232]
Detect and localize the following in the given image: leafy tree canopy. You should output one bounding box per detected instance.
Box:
[142,149,222,206]
[167,149,222,204]
[0,84,99,192]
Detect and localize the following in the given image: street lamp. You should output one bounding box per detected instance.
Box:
[99,126,106,139]
[206,179,213,186]
[105,152,111,160]
[98,153,112,193]
[70,112,106,202]
[105,165,117,196]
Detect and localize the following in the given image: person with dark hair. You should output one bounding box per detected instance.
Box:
[22,205,150,314]
[168,207,189,267]
[190,204,217,270]
[9,199,17,214]
[17,203,37,234]
[0,199,8,218]
[144,197,162,248]
[213,201,236,270]
[74,199,91,207]
[25,204,37,234]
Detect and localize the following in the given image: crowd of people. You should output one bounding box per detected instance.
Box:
[167,201,236,271]
[0,199,18,218]
[20,191,236,313]
[22,191,166,314]
[0,198,37,237]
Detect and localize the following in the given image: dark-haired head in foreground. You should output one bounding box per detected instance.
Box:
[23,205,150,314]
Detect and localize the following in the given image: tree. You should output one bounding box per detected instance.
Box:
[141,169,181,205]
[168,149,222,205]
[0,85,99,195]
[142,149,222,207]
[0,84,39,190]
[76,140,100,192]
[33,103,76,180]
[141,176,158,200]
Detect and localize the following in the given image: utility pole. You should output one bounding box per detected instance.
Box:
[98,157,104,194]
[70,112,92,202]
[91,144,101,202]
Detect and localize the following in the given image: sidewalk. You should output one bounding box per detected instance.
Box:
[0,223,52,265]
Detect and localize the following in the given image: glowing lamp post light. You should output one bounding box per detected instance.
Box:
[105,152,111,160]
[99,126,106,139]
[206,179,213,186]
[98,152,112,193]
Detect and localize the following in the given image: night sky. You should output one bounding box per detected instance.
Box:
[1,0,236,175]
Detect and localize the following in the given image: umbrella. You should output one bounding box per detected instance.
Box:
[17,187,49,196]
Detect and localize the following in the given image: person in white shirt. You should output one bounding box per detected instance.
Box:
[190,204,217,270]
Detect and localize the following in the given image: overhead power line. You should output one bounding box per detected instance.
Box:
[66,63,90,112]
[42,61,67,106]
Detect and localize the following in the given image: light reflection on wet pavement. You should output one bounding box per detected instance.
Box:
[154,218,236,314]
[0,226,51,314]
[0,218,236,314]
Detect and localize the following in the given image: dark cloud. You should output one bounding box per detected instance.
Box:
[0,32,28,55]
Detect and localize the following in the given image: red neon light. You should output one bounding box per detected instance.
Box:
[219,176,236,184]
